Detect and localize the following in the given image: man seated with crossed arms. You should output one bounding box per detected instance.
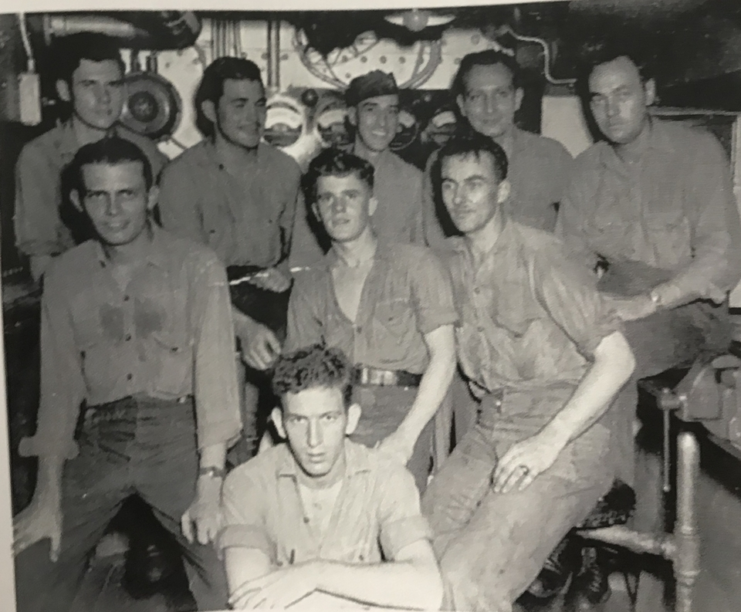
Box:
[218,344,443,610]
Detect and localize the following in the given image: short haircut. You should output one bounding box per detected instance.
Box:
[272,344,353,408]
[436,132,509,184]
[451,49,521,100]
[69,136,153,194]
[195,57,264,136]
[577,37,655,85]
[50,33,124,86]
[304,148,374,202]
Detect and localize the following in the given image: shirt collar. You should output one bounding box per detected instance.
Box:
[448,214,514,261]
[600,116,674,169]
[93,223,170,272]
[204,138,264,171]
[277,439,372,479]
[57,120,123,161]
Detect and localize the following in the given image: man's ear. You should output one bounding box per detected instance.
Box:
[201,99,217,126]
[347,107,358,127]
[368,196,378,218]
[345,403,361,436]
[70,189,83,212]
[644,79,657,107]
[514,87,524,112]
[456,94,467,119]
[271,407,287,440]
[56,79,72,104]
[147,185,159,213]
[497,179,511,205]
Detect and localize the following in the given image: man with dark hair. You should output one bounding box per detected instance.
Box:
[12,137,240,612]
[219,344,443,611]
[276,148,457,493]
[422,133,635,612]
[422,49,573,247]
[557,40,741,607]
[14,32,168,282]
[158,57,303,459]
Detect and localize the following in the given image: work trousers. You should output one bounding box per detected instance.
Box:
[14,396,228,612]
[422,389,613,612]
[351,384,433,494]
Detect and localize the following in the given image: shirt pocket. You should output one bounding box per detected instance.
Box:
[645,209,692,268]
[374,296,413,344]
[150,328,191,396]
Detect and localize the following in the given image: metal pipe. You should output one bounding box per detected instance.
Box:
[674,431,701,612]
[577,525,675,558]
[266,18,281,93]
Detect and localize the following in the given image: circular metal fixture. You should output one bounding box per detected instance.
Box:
[120,71,182,141]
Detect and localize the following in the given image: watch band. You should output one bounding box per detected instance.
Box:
[199,466,226,479]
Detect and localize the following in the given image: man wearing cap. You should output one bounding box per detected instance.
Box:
[345,70,425,244]
[158,57,303,459]
[278,148,458,493]
[14,32,168,282]
[423,49,573,248]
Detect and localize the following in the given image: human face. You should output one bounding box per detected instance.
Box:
[210,78,266,150]
[59,59,125,131]
[352,94,400,153]
[588,56,655,146]
[440,152,508,236]
[274,386,359,484]
[457,63,522,140]
[314,173,376,243]
[73,162,155,248]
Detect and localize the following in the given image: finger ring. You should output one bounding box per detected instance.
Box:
[520,465,529,474]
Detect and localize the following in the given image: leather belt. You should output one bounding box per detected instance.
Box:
[352,366,422,388]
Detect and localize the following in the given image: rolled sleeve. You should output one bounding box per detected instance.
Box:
[29,263,86,459]
[219,467,275,559]
[532,245,621,359]
[377,462,432,560]
[191,252,242,450]
[410,249,458,335]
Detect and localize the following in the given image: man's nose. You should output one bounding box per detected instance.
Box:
[105,195,122,216]
[307,421,323,448]
[332,198,347,214]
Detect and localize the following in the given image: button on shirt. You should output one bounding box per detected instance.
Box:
[158,140,301,269]
[26,226,241,460]
[445,220,621,394]
[557,118,741,301]
[218,440,432,565]
[14,121,168,257]
[285,242,457,374]
[423,127,573,247]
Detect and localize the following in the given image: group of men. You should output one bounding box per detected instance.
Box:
[10,29,741,612]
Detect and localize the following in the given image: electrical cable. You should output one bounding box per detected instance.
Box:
[17,13,35,72]
[498,25,575,86]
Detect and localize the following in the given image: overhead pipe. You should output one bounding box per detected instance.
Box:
[267,17,281,94]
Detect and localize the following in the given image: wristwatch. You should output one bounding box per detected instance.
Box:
[199,466,226,479]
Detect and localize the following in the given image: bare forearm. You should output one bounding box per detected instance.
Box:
[313,559,442,610]
[33,456,64,503]
[542,331,635,447]
[199,442,226,471]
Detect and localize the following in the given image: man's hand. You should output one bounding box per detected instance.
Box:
[376,429,416,466]
[181,476,223,545]
[229,563,319,610]
[604,293,657,322]
[13,495,62,561]
[246,267,291,293]
[492,429,567,494]
[239,322,281,371]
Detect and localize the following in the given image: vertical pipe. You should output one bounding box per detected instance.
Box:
[674,431,701,612]
[266,17,281,94]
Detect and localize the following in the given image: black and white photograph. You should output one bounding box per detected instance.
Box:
[2,1,741,611]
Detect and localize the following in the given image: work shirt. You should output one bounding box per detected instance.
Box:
[357,147,424,244]
[557,118,741,302]
[423,127,573,246]
[23,225,241,461]
[444,219,620,395]
[219,440,431,565]
[285,242,457,374]
[158,140,301,270]
[14,121,168,257]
